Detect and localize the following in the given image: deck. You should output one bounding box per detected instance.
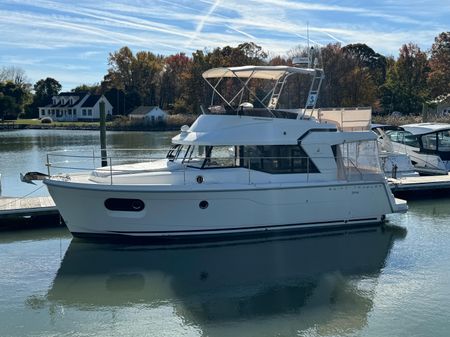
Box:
[388,174,450,194]
[0,196,57,219]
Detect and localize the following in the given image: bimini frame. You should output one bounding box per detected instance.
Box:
[202,65,325,119]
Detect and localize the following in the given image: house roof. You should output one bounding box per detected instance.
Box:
[81,94,102,108]
[68,94,87,107]
[129,106,162,115]
[41,92,88,108]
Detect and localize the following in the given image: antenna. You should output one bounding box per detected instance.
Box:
[307,22,311,68]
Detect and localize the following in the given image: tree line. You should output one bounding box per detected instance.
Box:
[1,32,449,120]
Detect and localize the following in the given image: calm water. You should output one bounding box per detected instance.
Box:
[0,129,176,197]
[1,130,450,336]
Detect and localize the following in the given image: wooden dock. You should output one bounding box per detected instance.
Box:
[0,196,58,219]
[389,174,450,198]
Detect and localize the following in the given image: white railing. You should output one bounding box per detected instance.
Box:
[45,149,383,185]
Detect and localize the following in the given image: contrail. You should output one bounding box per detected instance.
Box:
[186,0,221,47]
[323,31,345,44]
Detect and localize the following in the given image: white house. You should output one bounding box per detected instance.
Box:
[39,92,113,121]
[431,93,450,115]
[128,106,168,123]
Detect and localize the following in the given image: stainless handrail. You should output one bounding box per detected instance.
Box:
[45,151,382,185]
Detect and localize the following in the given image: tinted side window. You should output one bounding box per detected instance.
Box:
[241,145,319,174]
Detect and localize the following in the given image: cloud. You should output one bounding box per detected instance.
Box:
[0,0,448,90]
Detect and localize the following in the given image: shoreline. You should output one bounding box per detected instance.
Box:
[21,124,183,131]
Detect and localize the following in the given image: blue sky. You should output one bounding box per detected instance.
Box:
[0,0,448,91]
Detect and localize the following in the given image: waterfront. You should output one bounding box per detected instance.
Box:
[1,129,450,336]
[0,129,177,197]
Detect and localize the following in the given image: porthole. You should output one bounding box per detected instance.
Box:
[196,175,204,184]
[105,198,145,212]
[199,200,209,209]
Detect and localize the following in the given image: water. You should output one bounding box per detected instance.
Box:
[1,130,450,336]
[0,129,176,197]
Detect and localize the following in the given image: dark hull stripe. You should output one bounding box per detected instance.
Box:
[71,217,381,243]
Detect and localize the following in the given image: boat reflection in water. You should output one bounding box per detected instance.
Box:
[47,225,406,335]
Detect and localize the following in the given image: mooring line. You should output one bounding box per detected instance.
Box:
[0,184,46,209]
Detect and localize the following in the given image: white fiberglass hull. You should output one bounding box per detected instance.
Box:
[45,179,405,241]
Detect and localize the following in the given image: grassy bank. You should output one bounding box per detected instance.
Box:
[8,114,198,131]
[8,113,450,131]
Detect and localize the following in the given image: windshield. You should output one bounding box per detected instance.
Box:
[166,145,238,168]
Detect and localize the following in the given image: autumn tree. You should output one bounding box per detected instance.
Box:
[182,50,210,114]
[71,84,100,93]
[318,43,375,107]
[26,77,62,118]
[381,43,429,114]
[104,46,164,113]
[428,32,450,98]
[159,53,191,109]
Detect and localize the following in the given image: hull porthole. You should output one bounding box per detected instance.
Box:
[105,198,145,212]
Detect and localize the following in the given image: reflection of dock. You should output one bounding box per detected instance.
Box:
[0,196,57,219]
[389,174,450,198]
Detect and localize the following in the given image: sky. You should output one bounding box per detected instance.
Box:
[0,0,448,91]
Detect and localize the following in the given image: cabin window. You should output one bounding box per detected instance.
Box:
[183,146,237,168]
[421,134,437,150]
[166,144,319,173]
[437,131,450,151]
[338,140,381,176]
[386,130,419,148]
[241,145,319,174]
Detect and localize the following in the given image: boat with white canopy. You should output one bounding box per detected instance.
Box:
[43,64,406,241]
[374,123,449,175]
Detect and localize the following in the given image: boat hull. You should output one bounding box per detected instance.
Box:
[45,179,398,241]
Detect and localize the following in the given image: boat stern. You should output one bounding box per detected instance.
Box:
[392,197,408,214]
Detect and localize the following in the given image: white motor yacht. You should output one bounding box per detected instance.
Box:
[44,65,406,240]
[378,124,449,175]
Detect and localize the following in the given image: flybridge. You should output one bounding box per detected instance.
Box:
[201,65,324,120]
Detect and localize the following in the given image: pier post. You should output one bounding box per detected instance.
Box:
[99,101,107,167]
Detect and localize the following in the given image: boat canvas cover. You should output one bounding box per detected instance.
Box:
[202,66,316,80]
[312,107,372,131]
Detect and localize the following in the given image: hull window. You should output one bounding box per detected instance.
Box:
[105,198,145,212]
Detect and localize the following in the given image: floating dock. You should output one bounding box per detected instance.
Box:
[389,174,450,198]
[0,196,58,219]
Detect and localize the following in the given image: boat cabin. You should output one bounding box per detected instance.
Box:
[385,124,450,164]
